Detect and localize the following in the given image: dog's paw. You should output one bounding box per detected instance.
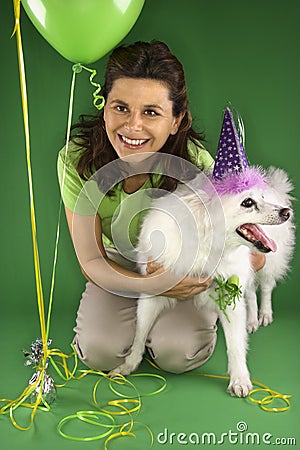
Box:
[227,377,253,397]
[108,362,135,377]
[259,310,273,327]
[247,318,259,334]
[108,355,142,378]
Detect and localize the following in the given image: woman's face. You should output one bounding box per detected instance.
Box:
[103,77,182,159]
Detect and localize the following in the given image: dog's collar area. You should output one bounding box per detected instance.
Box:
[236,223,277,253]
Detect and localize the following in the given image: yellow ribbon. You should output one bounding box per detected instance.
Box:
[248,380,292,413]
[3,2,75,430]
[186,373,292,413]
[12,0,48,365]
[146,358,292,413]
[5,1,107,432]
[55,367,165,448]
[4,1,71,430]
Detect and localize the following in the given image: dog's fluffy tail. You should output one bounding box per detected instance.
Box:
[266,167,294,202]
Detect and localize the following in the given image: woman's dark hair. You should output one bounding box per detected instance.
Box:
[71,40,205,193]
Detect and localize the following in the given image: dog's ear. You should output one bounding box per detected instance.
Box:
[266,167,295,201]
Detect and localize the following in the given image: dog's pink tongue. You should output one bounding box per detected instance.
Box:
[248,224,277,252]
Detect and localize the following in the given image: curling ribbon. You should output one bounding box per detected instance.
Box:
[186,373,292,413]
[72,63,105,110]
[146,358,292,413]
[0,345,77,430]
[56,371,166,448]
[248,380,292,413]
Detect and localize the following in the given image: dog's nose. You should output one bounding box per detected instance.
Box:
[279,208,291,221]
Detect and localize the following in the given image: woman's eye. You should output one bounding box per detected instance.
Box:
[144,109,158,117]
[115,105,127,112]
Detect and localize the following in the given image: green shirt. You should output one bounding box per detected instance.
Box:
[57,141,214,251]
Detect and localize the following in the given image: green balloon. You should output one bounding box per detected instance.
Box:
[21,0,145,64]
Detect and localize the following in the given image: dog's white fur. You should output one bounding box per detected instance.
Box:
[245,168,295,332]
[110,168,295,397]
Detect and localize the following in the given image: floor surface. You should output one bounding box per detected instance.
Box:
[1,283,299,450]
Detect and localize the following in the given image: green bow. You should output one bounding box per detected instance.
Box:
[210,275,242,322]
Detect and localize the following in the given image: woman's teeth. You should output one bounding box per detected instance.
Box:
[121,135,148,146]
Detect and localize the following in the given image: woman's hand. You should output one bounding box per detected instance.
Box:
[146,260,212,300]
[250,252,266,272]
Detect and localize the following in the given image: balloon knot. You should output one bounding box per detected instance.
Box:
[72,63,82,74]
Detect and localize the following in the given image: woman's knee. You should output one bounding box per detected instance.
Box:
[73,281,137,371]
[147,326,217,374]
[73,333,133,371]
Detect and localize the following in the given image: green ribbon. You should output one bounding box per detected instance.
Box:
[72,63,105,110]
[210,275,242,322]
[56,371,166,446]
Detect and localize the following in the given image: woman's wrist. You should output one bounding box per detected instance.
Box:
[251,252,266,272]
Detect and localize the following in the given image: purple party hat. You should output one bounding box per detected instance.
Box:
[212,107,266,195]
[213,107,248,180]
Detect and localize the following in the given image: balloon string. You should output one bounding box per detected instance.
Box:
[8,1,106,432]
[46,68,77,339]
[47,63,105,337]
[46,62,105,337]
[72,63,105,110]
[11,0,47,360]
[7,2,78,431]
[11,3,106,346]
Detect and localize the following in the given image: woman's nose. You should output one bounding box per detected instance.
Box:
[125,112,143,131]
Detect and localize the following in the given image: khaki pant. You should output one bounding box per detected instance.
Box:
[73,248,218,373]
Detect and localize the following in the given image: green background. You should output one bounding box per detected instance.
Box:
[1,1,299,449]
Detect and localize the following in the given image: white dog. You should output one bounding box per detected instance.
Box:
[110,167,294,397]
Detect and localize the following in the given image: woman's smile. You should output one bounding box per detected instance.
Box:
[118,133,150,150]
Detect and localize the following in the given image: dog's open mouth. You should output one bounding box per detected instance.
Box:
[236,224,277,253]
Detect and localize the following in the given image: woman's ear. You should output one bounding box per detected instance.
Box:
[170,112,184,135]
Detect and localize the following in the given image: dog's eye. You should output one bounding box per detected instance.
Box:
[241,198,256,208]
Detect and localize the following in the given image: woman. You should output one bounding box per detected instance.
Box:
[58,41,264,373]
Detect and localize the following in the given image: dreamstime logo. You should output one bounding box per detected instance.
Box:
[156,421,297,446]
[69,151,226,297]
[236,421,248,432]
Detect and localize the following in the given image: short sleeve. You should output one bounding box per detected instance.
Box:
[187,140,215,172]
[57,144,100,215]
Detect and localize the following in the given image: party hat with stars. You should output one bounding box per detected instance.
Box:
[212,107,266,195]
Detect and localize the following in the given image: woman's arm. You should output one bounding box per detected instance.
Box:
[65,207,146,292]
[64,207,210,298]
